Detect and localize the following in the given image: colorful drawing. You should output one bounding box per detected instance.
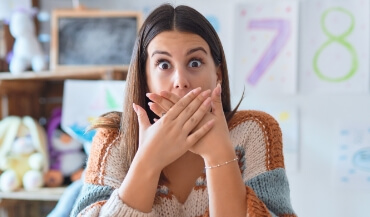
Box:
[334,125,370,189]
[313,7,358,82]
[68,123,96,143]
[90,88,121,111]
[61,80,125,143]
[353,148,370,172]
[233,1,298,95]
[300,0,369,93]
[247,19,291,85]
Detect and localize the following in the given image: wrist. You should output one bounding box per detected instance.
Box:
[202,143,236,168]
[131,152,163,176]
[204,157,238,169]
[118,153,161,213]
[119,154,161,197]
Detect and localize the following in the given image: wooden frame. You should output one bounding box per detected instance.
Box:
[50,9,142,72]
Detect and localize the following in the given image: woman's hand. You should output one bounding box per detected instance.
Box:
[147,84,235,162]
[133,87,215,173]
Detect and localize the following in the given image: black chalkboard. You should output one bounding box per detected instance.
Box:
[51,10,142,70]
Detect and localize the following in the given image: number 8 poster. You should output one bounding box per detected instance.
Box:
[233,1,298,95]
[300,0,369,94]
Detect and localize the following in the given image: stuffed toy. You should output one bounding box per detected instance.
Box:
[0,116,49,192]
[47,143,92,217]
[8,9,46,74]
[44,108,86,187]
[46,108,92,217]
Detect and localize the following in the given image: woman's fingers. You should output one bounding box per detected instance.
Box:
[210,83,223,115]
[185,119,215,149]
[146,92,174,112]
[148,102,164,118]
[147,87,211,128]
[159,91,180,104]
[175,89,211,126]
[182,96,211,133]
[147,91,180,118]
[163,87,203,120]
[133,103,151,131]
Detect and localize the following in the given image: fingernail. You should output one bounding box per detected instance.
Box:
[192,87,202,94]
[202,89,211,97]
[203,97,211,106]
[132,103,137,112]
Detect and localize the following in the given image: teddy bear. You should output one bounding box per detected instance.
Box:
[0,116,49,192]
[44,108,86,187]
[8,9,46,74]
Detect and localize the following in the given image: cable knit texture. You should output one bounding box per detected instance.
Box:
[71,110,297,217]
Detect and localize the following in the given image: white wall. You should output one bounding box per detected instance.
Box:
[291,94,370,217]
[236,93,370,217]
[39,0,370,216]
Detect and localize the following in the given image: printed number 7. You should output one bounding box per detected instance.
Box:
[247,19,290,85]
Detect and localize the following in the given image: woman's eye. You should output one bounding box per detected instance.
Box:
[158,61,171,70]
[188,60,202,68]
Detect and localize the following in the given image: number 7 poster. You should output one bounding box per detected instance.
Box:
[233,1,298,95]
[300,0,369,94]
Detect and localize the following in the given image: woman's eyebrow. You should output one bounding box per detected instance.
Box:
[186,47,207,55]
[151,47,207,57]
[151,50,171,57]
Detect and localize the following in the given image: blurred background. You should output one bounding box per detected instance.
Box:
[0,0,369,217]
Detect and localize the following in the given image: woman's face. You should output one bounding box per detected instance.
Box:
[145,31,221,97]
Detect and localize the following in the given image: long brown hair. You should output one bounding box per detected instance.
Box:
[92,4,241,171]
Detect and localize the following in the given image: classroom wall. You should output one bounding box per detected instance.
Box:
[39,0,370,216]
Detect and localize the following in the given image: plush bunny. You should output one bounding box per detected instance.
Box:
[8,9,46,74]
[0,116,49,192]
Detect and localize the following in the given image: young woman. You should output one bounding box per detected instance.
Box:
[71,4,297,217]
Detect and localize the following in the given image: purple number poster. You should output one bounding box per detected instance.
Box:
[233,1,298,95]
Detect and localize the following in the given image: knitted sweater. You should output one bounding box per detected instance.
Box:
[71,110,297,217]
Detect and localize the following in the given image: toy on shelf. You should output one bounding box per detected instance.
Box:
[8,8,46,74]
[0,116,49,192]
[44,108,86,187]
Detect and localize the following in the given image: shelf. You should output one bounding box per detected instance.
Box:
[0,187,65,201]
[0,66,127,119]
[0,66,128,81]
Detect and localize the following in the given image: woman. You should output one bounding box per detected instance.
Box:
[71,4,297,217]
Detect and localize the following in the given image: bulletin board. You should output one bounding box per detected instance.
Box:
[50,9,142,71]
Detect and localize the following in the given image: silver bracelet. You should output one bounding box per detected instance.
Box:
[204,157,239,169]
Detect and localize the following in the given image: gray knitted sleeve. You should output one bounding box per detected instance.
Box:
[70,183,114,217]
[70,183,156,217]
[246,168,296,216]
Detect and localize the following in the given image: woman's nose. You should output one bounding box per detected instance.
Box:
[173,68,190,89]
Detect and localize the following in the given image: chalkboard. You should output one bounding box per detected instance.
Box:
[50,10,142,71]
